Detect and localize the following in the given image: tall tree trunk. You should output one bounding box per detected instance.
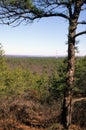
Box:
[61,20,76,129]
[61,2,83,129]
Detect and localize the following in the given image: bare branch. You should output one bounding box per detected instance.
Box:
[74,30,86,38]
[78,21,86,24]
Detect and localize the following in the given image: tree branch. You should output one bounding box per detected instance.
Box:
[74,30,86,38]
[0,4,69,25]
[41,13,69,20]
[78,21,86,24]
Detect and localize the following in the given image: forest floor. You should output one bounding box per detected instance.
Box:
[0,96,86,130]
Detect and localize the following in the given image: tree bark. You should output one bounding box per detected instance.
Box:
[61,19,77,129]
[61,1,84,129]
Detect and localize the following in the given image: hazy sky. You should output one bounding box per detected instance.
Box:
[0,16,86,57]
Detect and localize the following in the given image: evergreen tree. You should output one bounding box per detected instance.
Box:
[0,0,86,129]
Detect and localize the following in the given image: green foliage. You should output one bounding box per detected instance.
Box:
[35,71,50,102]
[74,57,86,96]
[0,56,86,100]
[5,0,33,8]
[0,44,8,86]
[0,43,5,68]
[6,0,33,7]
[49,58,67,99]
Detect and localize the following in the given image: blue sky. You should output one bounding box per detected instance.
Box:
[0,17,86,57]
